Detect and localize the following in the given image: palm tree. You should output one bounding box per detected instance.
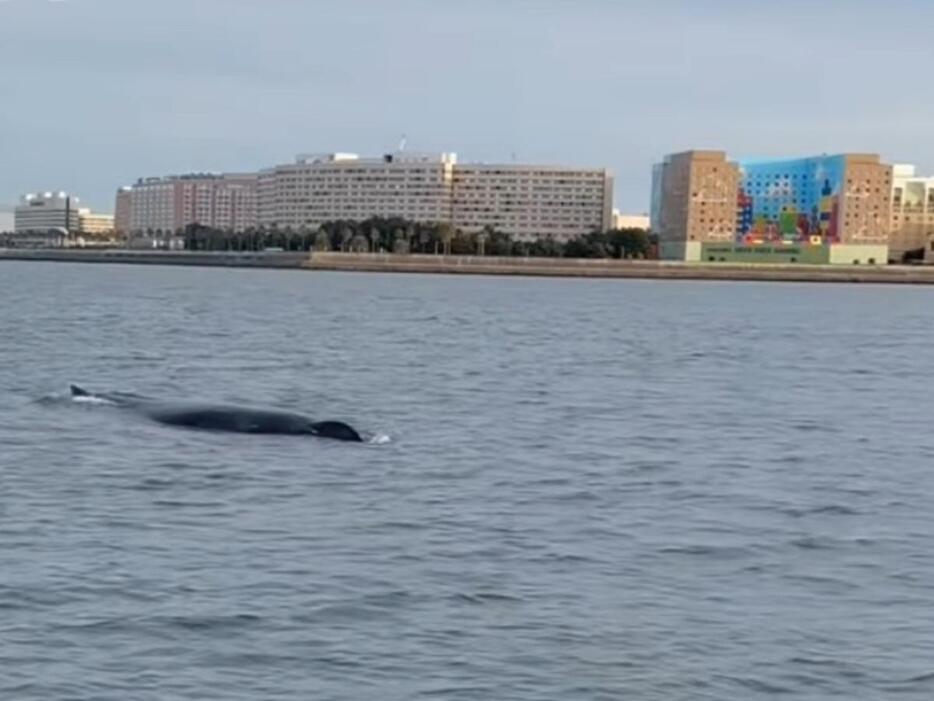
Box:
[477,228,490,256]
[314,227,330,251]
[438,222,454,256]
[350,234,369,253]
[340,225,353,252]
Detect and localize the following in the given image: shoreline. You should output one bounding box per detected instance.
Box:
[3,248,934,285]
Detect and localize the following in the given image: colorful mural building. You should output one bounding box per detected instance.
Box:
[652,151,892,264]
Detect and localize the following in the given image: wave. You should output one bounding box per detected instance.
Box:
[70,394,118,406]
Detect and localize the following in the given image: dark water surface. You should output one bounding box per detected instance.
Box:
[1,262,933,700]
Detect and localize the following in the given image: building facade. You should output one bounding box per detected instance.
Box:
[451,164,612,240]
[78,210,115,236]
[653,151,739,260]
[258,152,456,230]
[889,164,934,262]
[257,152,613,240]
[14,192,82,233]
[653,151,892,264]
[114,187,132,236]
[612,210,651,230]
[0,229,67,248]
[119,173,258,235]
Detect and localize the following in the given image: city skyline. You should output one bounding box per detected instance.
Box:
[3,0,934,214]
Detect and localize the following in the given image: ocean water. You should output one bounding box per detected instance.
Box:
[1,261,934,700]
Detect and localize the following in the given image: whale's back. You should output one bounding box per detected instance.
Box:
[69,385,363,441]
[144,404,312,435]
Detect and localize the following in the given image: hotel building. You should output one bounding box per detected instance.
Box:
[78,210,115,236]
[257,152,613,240]
[114,186,133,236]
[14,192,82,233]
[258,152,456,230]
[118,173,258,235]
[652,151,892,264]
[612,210,651,231]
[450,163,612,240]
[889,164,934,262]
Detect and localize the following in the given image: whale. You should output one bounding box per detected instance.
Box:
[70,385,363,442]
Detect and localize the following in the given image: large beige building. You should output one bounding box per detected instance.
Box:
[451,164,612,240]
[653,150,892,264]
[257,152,613,240]
[78,210,115,236]
[258,152,456,229]
[652,151,739,258]
[889,164,934,262]
[118,173,258,234]
[612,210,650,230]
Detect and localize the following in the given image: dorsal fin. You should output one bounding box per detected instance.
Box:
[70,384,90,397]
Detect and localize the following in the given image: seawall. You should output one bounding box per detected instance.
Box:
[0,249,309,268]
[4,248,934,284]
[306,252,934,285]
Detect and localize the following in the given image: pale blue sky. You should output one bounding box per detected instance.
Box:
[1,0,932,214]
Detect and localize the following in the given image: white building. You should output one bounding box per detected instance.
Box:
[257,151,613,240]
[15,192,81,233]
[890,164,934,262]
[78,209,115,236]
[452,164,613,240]
[258,152,457,229]
[612,210,651,231]
[0,210,13,233]
[119,173,258,235]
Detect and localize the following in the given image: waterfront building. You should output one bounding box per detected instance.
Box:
[611,210,650,230]
[450,163,612,240]
[78,209,115,236]
[0,211,13,233]
[652,151,739,260]
[0,229,67,248]
[257,152,613,241]
[652,150,892,264]
[114,186,132,236]
[258,152,456,230]
[889,164,934,262]
[118,173,258,235]
[14,192,81,233]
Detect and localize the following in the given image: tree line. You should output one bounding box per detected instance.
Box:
[136,217,654,259]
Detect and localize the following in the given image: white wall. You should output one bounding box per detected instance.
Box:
[0,211,14,233]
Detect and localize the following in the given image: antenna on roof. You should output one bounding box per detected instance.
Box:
[398,135,407,153]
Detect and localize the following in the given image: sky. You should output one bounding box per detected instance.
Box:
[1,0,933,215]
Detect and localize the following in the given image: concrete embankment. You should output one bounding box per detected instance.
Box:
[0,249,309,268]
[4,248,934,284]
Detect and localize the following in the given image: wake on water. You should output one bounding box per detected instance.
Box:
[69,394,118,406]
